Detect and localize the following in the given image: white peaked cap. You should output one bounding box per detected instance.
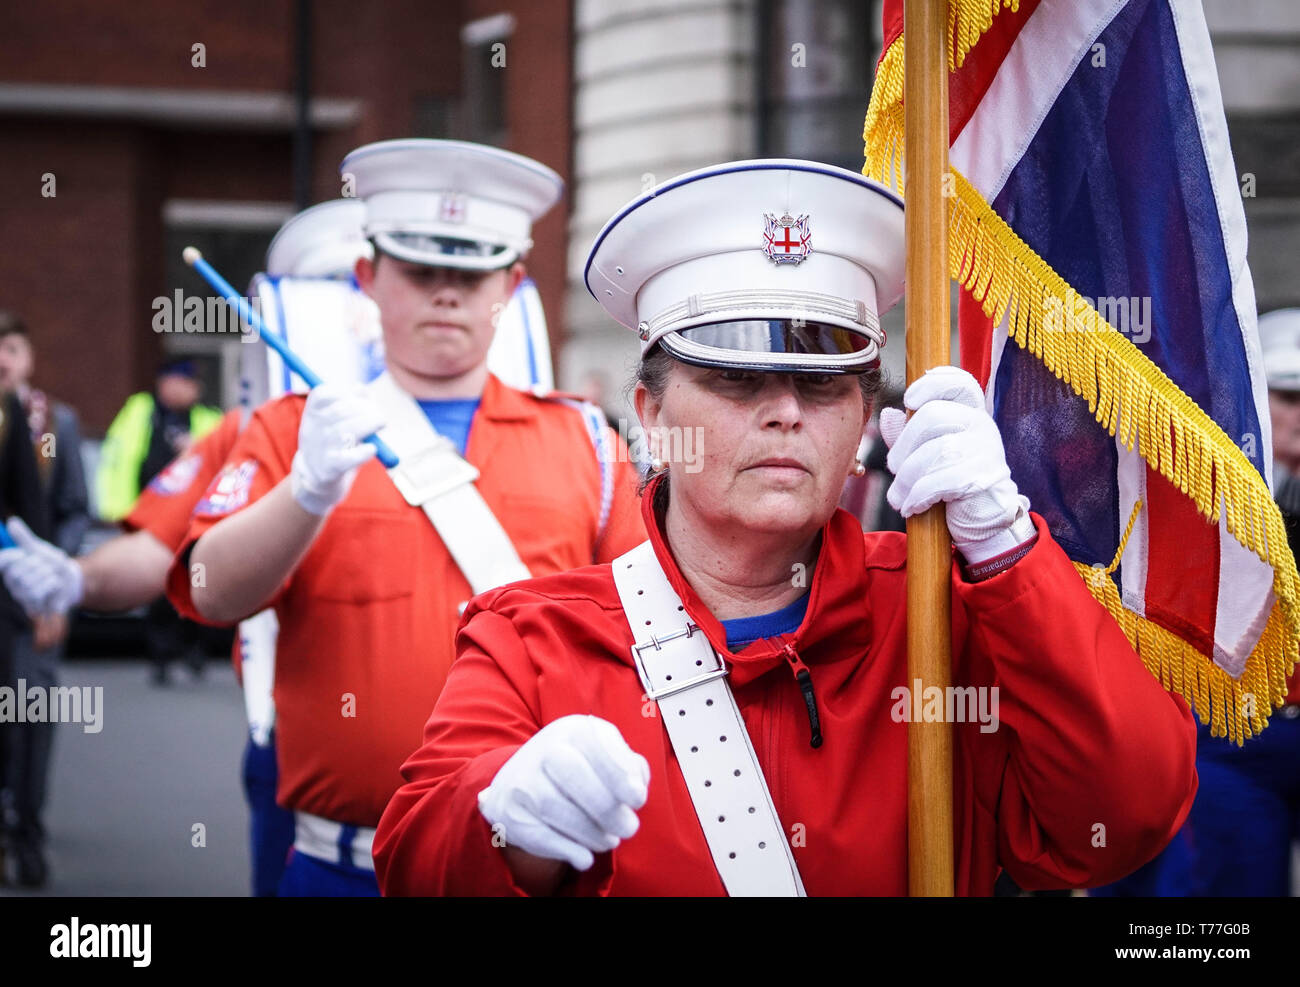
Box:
[585,159,905,373]
[341,138,564,271]
[1259,308,1300,392]
[265,199,371,278]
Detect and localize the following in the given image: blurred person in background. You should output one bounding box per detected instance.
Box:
[0,373,52,886]
[0,312,87,888]
[1091,306,1300,898]
[0,315,89,558]
[1188,308,1300,894]
[837,393,905,534]
[96,356,223,521]
[97,357,223,685]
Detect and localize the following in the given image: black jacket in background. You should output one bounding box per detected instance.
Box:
[0,389,52,660]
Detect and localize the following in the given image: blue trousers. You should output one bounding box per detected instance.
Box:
[241,734,296,898]
[1092,713,1300,896]
[277,848,381,897]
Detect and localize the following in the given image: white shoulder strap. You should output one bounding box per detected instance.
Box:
[366,372,531,595]
[611,540,806,897]
[549,396,614,543]
[237,609,278,747]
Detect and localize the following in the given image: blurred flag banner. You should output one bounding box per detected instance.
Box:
[863,0,1299,742]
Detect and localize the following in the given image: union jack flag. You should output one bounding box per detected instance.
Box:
[865,0,1299,742]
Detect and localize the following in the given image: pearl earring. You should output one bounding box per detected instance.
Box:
[852,462,866,477]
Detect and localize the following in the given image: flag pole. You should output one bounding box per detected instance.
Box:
[903,0,955,896]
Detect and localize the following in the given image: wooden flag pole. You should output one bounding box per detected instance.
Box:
[904,0,955,897]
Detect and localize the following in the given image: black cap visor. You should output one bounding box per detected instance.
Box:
[658,319,879,374]
[375,232,514,269]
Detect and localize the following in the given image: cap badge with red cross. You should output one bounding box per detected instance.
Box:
[439,193,468,224]
[762,212,812,265]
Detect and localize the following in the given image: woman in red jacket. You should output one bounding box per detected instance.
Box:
[374,160,1197,896]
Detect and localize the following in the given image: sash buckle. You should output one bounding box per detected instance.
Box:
[631,624,727,700]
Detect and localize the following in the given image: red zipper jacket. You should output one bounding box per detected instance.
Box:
[375,480,1198,895]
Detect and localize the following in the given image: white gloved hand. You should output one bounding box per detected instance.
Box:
[290,383,388,517]
[0,517,84,616]
[878,366,1035,564]
[478,714,650,872]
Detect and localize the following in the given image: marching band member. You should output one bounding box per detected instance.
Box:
[166,139,646,896]
[0,199,372,896]
[235,198,378,898]
[373,159,1198,896]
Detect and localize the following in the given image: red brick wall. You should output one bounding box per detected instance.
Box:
[0,121,155,429]
[475,0,574,365]
[0,0,571,431]
[0,2,294,90]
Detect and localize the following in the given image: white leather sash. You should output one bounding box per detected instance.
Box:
[366,372,531,595]
[611,540,806,897]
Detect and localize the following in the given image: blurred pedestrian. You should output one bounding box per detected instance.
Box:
[0,372,52,886]
[96,357,222,685]
[96,356,222,521]
[0,314,89,886]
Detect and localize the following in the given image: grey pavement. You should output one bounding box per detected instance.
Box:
[1,658,251,897]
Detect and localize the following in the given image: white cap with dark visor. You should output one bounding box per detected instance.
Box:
[585,159,905,373]
[341,138,564,271]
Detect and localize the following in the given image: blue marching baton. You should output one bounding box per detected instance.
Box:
[0,524,14,550]
[182,247,399,468]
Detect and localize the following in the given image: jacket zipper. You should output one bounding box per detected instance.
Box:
[780,642,823,749]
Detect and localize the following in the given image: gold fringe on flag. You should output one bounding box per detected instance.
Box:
[1074,561,1293,744]
[863,34,1300,744]
[863,39,905,189]
[949,0,1020,69]
[863,1,1019,188]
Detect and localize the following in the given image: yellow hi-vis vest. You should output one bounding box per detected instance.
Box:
[95,393,223,521]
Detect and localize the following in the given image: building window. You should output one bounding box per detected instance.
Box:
[461,13,515,147]
[162,200,289,409]
[757,0,883,171]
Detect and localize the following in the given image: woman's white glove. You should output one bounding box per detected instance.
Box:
[878,366,1035,564]
[478,714,650,872]
[0,517,83,616]
[290,384,388,517]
